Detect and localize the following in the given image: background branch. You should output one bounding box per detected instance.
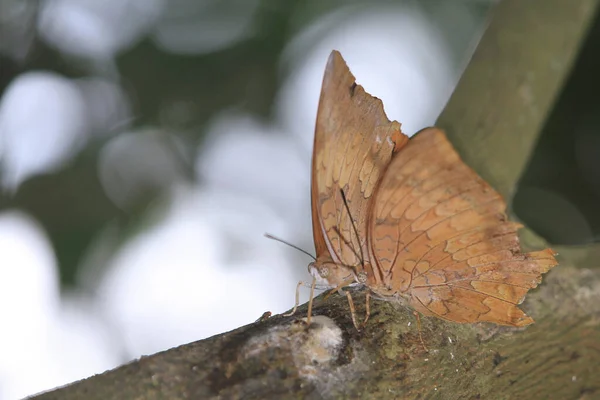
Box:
[29,0,600,399]
[437,0,599,259]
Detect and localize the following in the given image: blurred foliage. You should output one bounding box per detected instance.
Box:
[0,0,598,290]
[0,0,302,285]
[514,6,600,246]
[0,0,383,286]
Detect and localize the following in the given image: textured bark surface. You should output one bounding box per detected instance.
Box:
[30,267,600,400]
[28,0,600,399]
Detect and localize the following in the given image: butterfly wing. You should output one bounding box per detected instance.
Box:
[311,51,409,270]
[368,127,557,326]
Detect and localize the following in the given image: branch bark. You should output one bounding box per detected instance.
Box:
[29,0,600,399]
[30,267,600,400]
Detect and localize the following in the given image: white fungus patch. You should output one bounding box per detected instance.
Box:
[298,316,344,370]
[243,316,344,381]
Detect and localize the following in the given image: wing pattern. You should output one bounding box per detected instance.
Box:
[368,127,557,326]
[311,51,408,274]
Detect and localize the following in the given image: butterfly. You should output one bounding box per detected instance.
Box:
[284,50,557,330]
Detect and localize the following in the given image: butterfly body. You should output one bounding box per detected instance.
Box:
[305,50,558,328]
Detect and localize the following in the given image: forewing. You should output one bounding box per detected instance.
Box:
[311,50,409,268]
[369,127,558,326]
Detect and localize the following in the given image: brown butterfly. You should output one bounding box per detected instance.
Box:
[286,50,557,329]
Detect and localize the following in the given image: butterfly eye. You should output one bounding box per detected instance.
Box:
[318,267,329,277]
[357,271,367,283]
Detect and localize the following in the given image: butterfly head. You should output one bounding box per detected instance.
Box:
[308,257,356,289]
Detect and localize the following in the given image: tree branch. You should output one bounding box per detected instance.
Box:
[30,267,600,400]
[29,0,600,399]
[436,0,600,260]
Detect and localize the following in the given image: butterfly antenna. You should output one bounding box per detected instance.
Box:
[339,189,365,264]
[264,233,316,261]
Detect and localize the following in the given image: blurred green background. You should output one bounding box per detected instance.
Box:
[0,0,599,399]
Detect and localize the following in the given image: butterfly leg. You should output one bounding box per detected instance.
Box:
[360,292,371,328]
[284,278,317,325]
[413,311,428,352]
[284,281,304,317]
[306,276,316,325]
[342,289,360,330]
[324,277,354,301]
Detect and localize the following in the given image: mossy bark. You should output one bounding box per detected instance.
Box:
[30,267,600,400]
[28,0,600,399]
